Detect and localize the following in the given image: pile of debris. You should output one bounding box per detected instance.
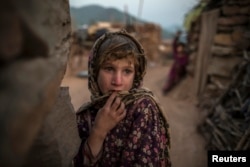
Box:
[198,51,250,150]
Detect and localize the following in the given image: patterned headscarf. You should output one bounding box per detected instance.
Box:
[88,29,147,102]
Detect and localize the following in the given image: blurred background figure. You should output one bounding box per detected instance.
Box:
[162,30,189,95]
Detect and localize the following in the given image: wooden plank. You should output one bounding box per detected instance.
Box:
[194,9,220,95]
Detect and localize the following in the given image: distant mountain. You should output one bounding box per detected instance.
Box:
[70,5,176,39]
[70,5,143,28]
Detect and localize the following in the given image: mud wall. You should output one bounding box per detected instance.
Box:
[0,0,80,166]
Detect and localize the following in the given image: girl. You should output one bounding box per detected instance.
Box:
[162,31,189,95]
[74,30,171,167]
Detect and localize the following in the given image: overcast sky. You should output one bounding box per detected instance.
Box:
[69,0,199,28]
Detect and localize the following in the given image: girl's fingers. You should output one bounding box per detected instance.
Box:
[117,108,126,120]
[116,102,126,122]
[103,92,126,122]
[105,92,117,108]
[111,96,121,110]
[116,102,125,115]
[115,102,125,116]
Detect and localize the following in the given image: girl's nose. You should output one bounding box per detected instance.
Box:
[112,72,122,85]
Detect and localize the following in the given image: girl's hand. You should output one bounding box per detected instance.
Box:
[93,92,126,138]
[86,92,126,158]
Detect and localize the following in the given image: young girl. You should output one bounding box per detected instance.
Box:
[162,31,189,95]
[74,30,171,167]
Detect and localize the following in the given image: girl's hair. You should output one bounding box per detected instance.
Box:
[177,42,186,48]
[94,34,141,74]
[88,30,147,97]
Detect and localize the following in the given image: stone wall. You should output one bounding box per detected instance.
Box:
[0,0,80,166]
[187,0,250,102]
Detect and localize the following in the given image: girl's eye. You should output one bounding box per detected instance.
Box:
[124,69,133,74]
[104,66,113,71]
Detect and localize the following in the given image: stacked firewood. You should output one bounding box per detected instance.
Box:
[198,51,250,150]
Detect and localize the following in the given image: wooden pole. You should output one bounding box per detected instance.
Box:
[138,0,144,19]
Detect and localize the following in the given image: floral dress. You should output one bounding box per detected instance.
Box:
[74,92,171,167]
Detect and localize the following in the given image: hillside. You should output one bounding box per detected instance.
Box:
[70,5,175,39]
[70,5,142,27]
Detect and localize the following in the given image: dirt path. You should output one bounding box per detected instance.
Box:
[61,63,207,167]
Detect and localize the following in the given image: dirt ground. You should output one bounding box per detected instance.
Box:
[61,59,207,167]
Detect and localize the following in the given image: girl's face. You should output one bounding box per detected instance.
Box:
[97,58,135,94]
[177,45,184,53]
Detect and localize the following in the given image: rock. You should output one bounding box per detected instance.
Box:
[222,6,241,15]
[218,16,248,26]
[240,6,250,14]
[214,33,234,46]
[207,56,242,77]
[211,45,235,56]
[232,27,250,50]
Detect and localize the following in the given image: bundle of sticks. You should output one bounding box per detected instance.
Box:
[199,51,250,150]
